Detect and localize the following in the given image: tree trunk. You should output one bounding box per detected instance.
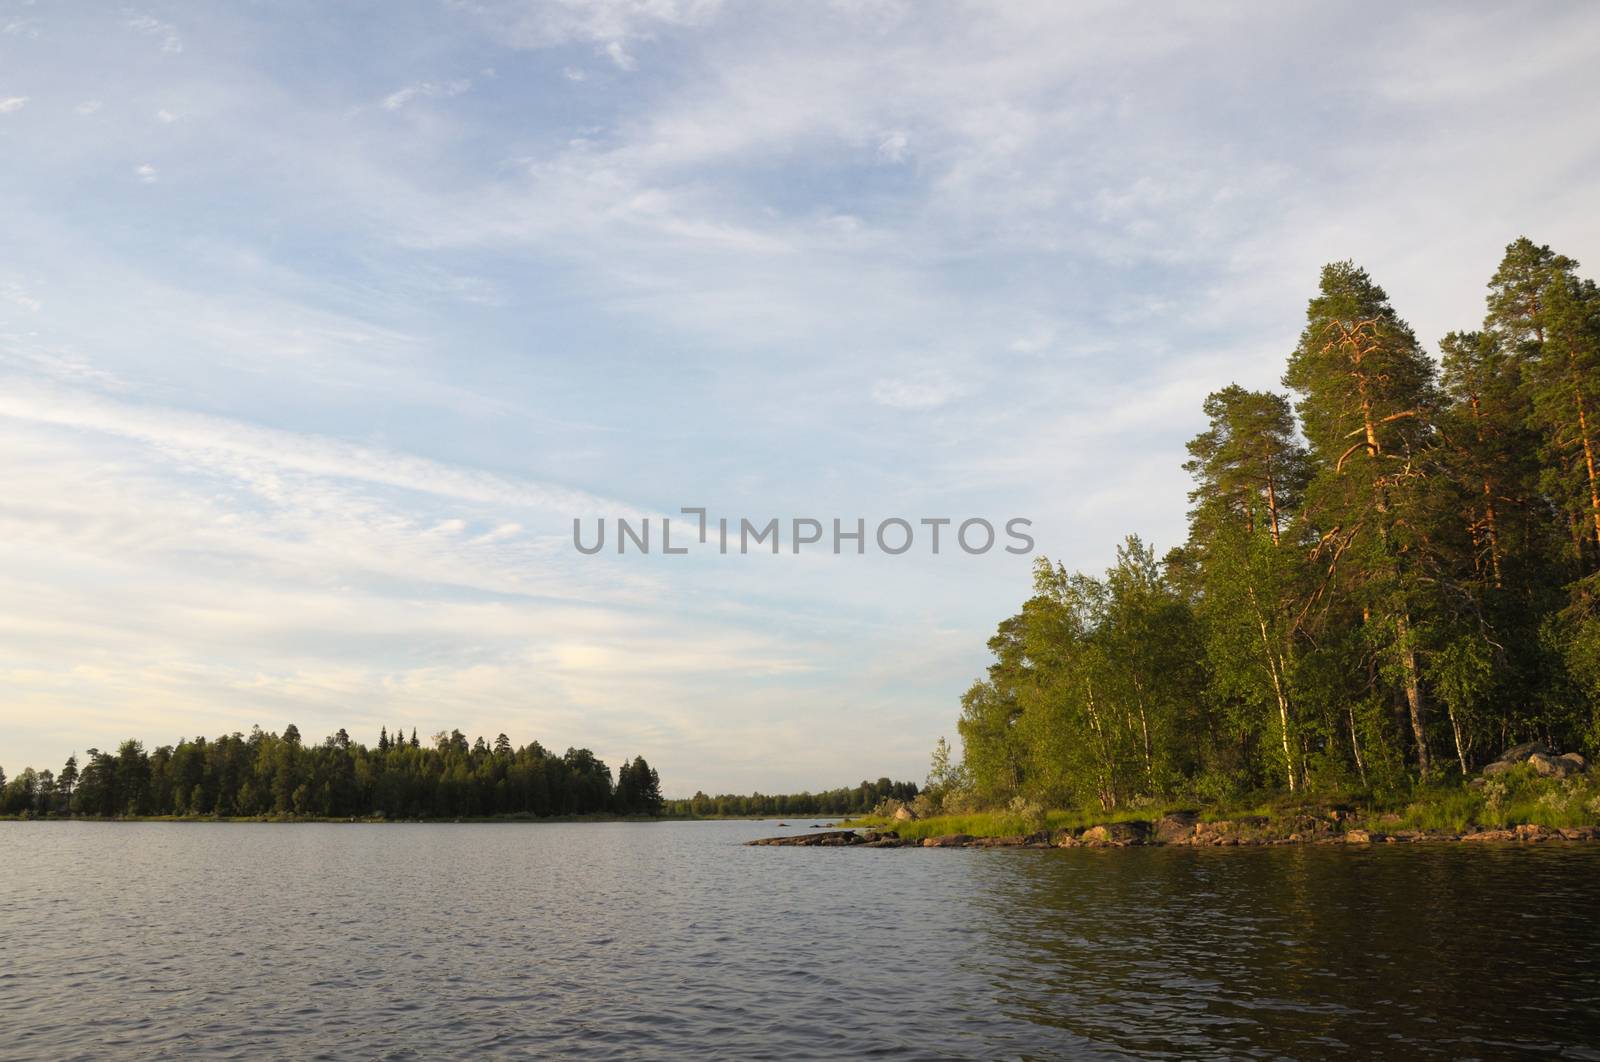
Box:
[1396,612,1430,780]
[1447,702,1469,777]
[1247,584,1295,791]
[1347,703,1367,787]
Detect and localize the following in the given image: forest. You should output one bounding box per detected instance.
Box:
[947,238,1600,813]
[0,726,664,819]
[663,778,919,819]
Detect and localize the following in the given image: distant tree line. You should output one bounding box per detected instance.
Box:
[664,778,918,818]
[0,725,662,819]
[953,238,1600,811]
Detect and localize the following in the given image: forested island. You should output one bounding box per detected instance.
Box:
[0,727,663,819]
[876,237,1600,840]
[0,724,920,822]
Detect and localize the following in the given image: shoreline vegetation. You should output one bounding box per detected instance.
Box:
[864,239,1600,849]
[0,721,921,823]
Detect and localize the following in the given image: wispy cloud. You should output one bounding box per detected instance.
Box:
[1,1,1598,790]
[126,13,182,54]
[380,78,471,111]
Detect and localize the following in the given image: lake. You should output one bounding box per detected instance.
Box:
[2,820,1597,1059]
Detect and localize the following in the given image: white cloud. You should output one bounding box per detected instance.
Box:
[1,279,41,313]
[876,131,908,163]
[156,108,178,123]
[0,96,27,113]
[381,78,471,111]
[74,100,102,115]
[473,0,724,57]
[126,13,182,54]
[135,163,158,183]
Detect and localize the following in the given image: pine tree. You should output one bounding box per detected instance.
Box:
[1527,274,1600,569]
[1285,262,1445,779]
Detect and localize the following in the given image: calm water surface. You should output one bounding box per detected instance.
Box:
[2,820,1598,1059]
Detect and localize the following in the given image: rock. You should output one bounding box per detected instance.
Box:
[1461,829,1517,843]
[1023,830,1056,847]
[1080,821,1150,846]
[1481,740,1588,778]
[1527,751,1572,778]
[971,835,1027,847]
[1515,823,1558,842]
[1153,810,1199,844]
[1192,816,1269,845]
[1559,826,1599,841]
[1502,740,1553,762]
[922,834,974,848]
[892,805,918,822]
[746,830,864,847]
[1055,832,1080,848]
[1376,812,1402,826]
[1344,829,1374,844]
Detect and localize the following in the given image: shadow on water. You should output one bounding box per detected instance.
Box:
[966,844,1600,1058]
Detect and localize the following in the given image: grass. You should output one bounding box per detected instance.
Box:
[838,805,1158,843]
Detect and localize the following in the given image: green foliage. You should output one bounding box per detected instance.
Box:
[2,726,660,820]
[663,778,918,818]
[949,238,1600,813]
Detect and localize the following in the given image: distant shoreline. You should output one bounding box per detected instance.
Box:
[0,812,819,825]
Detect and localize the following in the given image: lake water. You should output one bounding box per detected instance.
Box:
[2,820,1598,1059]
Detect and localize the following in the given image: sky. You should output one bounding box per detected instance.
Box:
[2,1,1598,795]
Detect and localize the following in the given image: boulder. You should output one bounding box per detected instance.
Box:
[1153,810,1199,844]
[1460,829,1517,843]
[1192,816,1270,845]
[922,834,974,848]
[1079,821,1150,846]
[892,805,918,822]
[1344,829,1374,844]
[1481,741,1588,778]
[1515,823,1557,842]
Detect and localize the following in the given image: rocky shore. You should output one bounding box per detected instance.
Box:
[749,740,1599,849]
[747,816,1600,849]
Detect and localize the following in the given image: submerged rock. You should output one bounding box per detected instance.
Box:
[747,830,866,847]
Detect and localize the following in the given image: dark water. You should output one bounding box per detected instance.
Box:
[2,821,1598,1059]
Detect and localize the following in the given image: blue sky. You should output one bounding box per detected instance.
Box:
[2,1,1598,794]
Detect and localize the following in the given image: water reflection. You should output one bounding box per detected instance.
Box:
[969,845,1600,1057]
[1,822,1597,1059]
